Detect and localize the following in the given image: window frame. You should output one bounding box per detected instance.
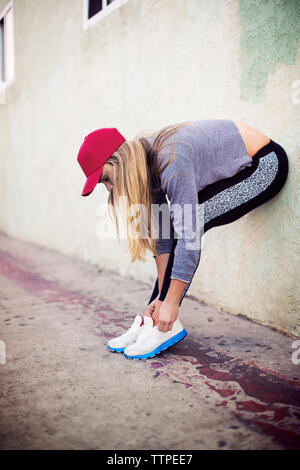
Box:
[83,0,129,31]
[0,0,15,89]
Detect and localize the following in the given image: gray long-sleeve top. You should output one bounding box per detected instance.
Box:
[148,119,253,283]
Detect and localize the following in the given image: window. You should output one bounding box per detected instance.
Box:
[0,1,14,86]
[88,0,102,19]
[83,0,129,30]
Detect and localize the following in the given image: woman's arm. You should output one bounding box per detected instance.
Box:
[149,253,188,331]
[157,279,187,332]
[150,273,188,332]
[145,253,170,318]
[164,278,187,305]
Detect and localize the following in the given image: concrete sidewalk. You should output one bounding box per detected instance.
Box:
[0,232,299,450]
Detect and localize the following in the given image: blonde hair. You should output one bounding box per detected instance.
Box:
[104,120,194,263]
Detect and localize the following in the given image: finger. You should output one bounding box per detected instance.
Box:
[146,305,155,315]
[158,322,168,332]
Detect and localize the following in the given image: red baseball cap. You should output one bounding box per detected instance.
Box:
[77,127,126,196]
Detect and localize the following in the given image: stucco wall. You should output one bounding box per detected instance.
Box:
[0,0,299,337]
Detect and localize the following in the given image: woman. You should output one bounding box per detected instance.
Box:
[77,120,289,360]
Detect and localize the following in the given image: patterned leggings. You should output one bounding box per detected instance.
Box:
[148,138,289,306]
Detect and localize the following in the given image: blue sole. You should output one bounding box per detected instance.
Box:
[107,345,125,353]
[123,329,187,360]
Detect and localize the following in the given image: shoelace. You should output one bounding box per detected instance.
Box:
[126,320,143,336]
[136,323,156,344]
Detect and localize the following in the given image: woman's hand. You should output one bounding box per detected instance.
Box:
[144,294,162,320]
[157,300,179,332]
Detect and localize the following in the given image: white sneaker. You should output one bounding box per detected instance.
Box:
[123,316,187,359]
[107,314,144,352]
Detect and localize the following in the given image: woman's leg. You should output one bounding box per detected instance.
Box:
[148,138,289,307]
[148,278,159,304]
[147,253,171,305]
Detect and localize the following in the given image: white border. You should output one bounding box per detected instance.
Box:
[83,0,129,31]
